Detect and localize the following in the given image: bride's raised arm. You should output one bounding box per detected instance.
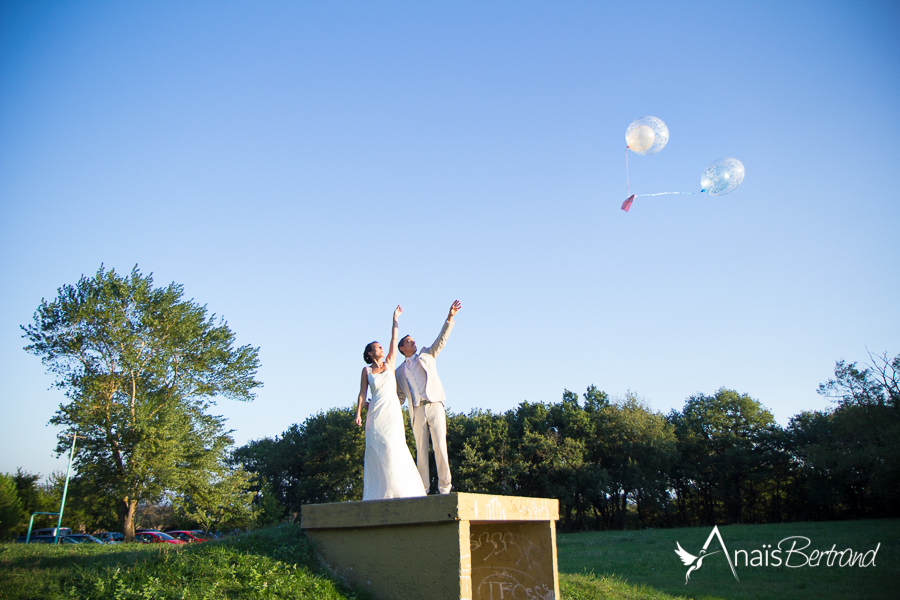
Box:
[385,305,402,368]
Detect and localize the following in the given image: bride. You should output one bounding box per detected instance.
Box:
[355,305,426,501]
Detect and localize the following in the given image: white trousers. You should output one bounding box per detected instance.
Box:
[411,402,451,494]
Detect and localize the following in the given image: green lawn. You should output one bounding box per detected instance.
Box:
[1,520,896,599]
[557,519,900,600]
[0,526,370,600]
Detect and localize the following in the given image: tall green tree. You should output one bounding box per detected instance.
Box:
[0,473,25,540]
[22,266,261,540]
[174,466,256,533]
[12,469,51,527]
[233,407,366,517]
[253,476,287,526]
[669,388,778,525]
[295,408,366,505]
[787,351,900,519]
[818,352,900,411]
[592,392,675,530]
[40,470,120,533]
[449,409,522,496]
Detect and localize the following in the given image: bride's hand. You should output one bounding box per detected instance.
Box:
[354,413,362,427]
[393,305,403,320]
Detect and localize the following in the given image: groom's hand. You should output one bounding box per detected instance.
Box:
[448,299,461,321]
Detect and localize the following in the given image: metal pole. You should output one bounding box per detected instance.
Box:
[54,433,79,545]
[26,512,59,544]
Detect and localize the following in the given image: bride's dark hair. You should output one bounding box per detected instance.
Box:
[363,341,378,365]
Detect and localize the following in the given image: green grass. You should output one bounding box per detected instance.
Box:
[557,519,900,600]
[2,520,897,599]
[0,525,369,600]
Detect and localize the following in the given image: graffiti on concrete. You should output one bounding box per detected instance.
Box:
[476,570,554,600]
[471,531,544,570]
[471,528,554,600]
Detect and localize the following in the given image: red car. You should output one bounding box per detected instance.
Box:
[134,531,184,545]
[166,530,208,543]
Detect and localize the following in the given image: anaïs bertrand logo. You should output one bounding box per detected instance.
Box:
[674,525,881,586]
[674,525,739,585]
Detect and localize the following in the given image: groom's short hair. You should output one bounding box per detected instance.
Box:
[398,335,411,352]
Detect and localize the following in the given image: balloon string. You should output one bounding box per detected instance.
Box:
[625,147,631,197]
[634,191,701,197]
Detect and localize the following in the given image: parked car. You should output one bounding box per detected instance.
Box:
[165,530,207,543]
[185,530,219,540]
[15,535,79,544]
[135,529,180,536]
[188,530,217,539]
[33,527,72,537]
[65,534,105,544]
[96,532,124,544]
[134,531,184,545]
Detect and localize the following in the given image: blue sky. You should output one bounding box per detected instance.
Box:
[2,1,898,479]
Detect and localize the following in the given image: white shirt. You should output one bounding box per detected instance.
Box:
[404,355,428,405]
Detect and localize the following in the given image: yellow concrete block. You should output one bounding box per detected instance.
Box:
[302,493,559,600]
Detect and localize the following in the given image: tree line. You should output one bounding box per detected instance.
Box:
[5,353,897,538]
[233,352,900,533]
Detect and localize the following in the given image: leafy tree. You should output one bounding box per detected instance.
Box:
[786,351,900,519]
[669,388,778,525]
[818,351,900,411]
[21,266,261,540]
[296,408,366,505]
[175,466,256,533]
[499,402,565,504]
[134,500,177,531]
[449,409,522,496]
[231,436,294,513]
[507,400,587,511]
[233,407,365,517]
[592,392,675,530]
[0,473,25,540]
[253,476,287,526]
[542,391,600,531]
[39,470,121,533]
[13,469,43,515]
[784,410,846,519]
[12,469,55,532]
[748,425,795,523]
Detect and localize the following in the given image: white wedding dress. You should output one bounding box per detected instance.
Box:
[362,366,427,501]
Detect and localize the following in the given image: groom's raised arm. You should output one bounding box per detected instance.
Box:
[421,300,460,359]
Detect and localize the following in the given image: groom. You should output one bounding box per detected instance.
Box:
[395,300,461,495]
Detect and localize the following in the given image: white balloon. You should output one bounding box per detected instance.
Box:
[625,116,669,155]
[625,126,655,153]
[700,158,745,196]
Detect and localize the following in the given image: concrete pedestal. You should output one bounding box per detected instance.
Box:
[301,493,559,600]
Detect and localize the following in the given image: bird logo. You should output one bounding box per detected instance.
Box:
[673,525,740,585]
[675,542,720,584]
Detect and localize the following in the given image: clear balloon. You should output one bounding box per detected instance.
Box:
[625,116,668,155]
[625,125,655,153]
[700,158,745,196]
